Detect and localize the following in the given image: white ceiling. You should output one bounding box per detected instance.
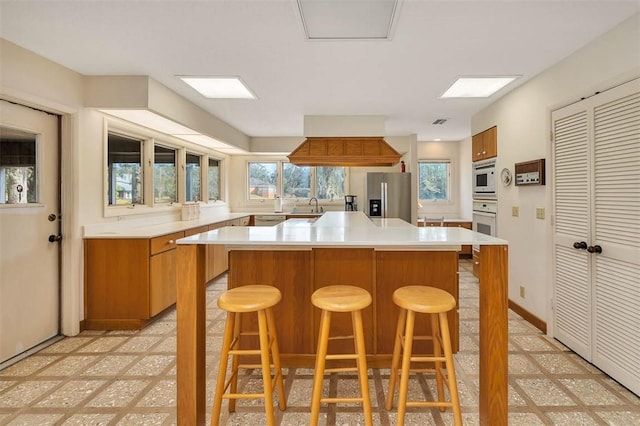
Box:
[1,1,639,144]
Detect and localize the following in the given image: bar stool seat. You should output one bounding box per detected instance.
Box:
[310,285,373,426]
[211,285,286,426]
[386,285,463,426]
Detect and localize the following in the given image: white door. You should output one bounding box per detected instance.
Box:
[552,79,640,395]
[0,100,60,365]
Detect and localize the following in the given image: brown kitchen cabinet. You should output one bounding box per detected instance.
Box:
[84,217,251,330]
[84,230,184,330]
[473,249,480,278]
[472,126,497,161]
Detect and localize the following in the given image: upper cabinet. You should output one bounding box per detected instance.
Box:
[472,126,497,162]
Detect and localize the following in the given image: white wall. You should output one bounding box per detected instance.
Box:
[472,14,640,324]
[416,139,472,220]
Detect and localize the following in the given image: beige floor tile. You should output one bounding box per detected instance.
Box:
[5,413,65,425]
[516,378,577,406]
[60,413,116,425]
[0,380,60,407]
[544,411,600,425]
[559,378,623,405]
[34,379,106,408]
[86,379,150,408]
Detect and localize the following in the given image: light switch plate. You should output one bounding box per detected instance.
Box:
[536,207,545,219]
[512,206,519,217]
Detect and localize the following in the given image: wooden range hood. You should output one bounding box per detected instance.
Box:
[287,137,401,166]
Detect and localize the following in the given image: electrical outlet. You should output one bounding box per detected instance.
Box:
[520,286,525,298]
[512,206,519,217]
[536,207,545,219]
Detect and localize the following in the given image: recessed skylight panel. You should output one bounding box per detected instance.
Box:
[441,77,518,98]
[179,77,256,99]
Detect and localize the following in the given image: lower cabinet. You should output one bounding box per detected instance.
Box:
[84,231,184,330]
[472,249,480,278]
[83,215,251,330]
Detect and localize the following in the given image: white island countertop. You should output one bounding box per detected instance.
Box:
[178,211,507,249]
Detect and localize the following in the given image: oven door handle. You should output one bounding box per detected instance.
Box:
[472,211,496,218]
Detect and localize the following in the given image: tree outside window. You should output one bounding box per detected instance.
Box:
[208,158,220,201]
[282,163,310,198]
[418,161,450,201]
[185,153,201,202]
[316,167,345,200]
[154,145,176,204]
[107,133,143,205]
[249,162,277,199]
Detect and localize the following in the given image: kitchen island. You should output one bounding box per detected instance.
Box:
[176,212,508,425]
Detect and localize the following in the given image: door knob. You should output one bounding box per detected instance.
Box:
[587,245,602,254]
[48,234,62,243]
[573,241,587,250]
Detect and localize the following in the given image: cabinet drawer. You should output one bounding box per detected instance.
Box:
[150,231,185,255]
[238,216,250,226]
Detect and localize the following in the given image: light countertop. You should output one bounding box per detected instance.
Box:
[83,213,252,239]
[178,211,507,248]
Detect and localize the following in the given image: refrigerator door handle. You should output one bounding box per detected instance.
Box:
[382,182,388,218]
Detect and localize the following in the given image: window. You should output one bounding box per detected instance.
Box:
[282,163,311,198]
[154,145,177,204]
[316,166,345,200]
[0,129,37,204]
[247,162,346,202]
[249,162,277,199]
[418,160,450,201]
[185,153,201,202]
[208,158,220,201]
[107,132,143,205]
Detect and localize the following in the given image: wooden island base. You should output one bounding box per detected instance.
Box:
[176,242,508,425]
[228,248,459,366]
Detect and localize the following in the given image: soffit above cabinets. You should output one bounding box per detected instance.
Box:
[287,137,401,167]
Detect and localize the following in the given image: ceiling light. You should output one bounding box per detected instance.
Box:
[440,77,518,98]
[179,76,256,99]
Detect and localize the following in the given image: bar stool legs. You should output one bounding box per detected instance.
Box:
[385,286,463,426]
[211,286,286,426]
[310,285,373,426]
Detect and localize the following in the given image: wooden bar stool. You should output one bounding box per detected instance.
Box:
[310,285,373,426]
[211,285,286,426]
[385,286,462,426]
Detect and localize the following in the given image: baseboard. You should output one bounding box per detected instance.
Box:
[508,300,547,334]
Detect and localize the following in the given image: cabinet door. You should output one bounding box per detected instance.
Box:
[150,249,177,316]
[483,126,497,158]
[85,239,150,320]
[207,222,228,280]
[472,132,485,161]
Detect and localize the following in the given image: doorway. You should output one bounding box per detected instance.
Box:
[0,100,61,367]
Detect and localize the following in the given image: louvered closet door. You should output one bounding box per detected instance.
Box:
[591,80,640,396]
[552,102,592,360]
[552,78,640,396]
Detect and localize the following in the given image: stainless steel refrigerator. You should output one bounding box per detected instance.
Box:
[366,172,412,223]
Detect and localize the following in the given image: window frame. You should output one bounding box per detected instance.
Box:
[245,160,348,204]
[103,117,227,218]
[417,159,453,204]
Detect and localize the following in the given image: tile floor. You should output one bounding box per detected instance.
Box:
[1,260,639,425]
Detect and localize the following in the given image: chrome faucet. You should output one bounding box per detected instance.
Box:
[309,197,319,213]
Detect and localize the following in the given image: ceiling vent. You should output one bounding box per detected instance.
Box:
[288,137,401,166]
[432,118,447,125]
[297,0,402,40]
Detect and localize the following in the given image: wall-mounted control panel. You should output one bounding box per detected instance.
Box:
[515,159,545,186]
